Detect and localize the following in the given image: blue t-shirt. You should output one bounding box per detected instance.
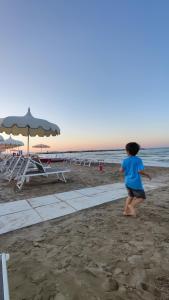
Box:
[121,156,144,190]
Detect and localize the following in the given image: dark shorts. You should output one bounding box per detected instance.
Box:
[126,186,146,199]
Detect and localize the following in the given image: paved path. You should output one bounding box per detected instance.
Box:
[0,181,165,235]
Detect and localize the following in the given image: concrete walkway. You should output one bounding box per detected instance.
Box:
[0,181,164,235]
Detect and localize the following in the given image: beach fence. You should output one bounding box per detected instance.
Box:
[0,253,10,300]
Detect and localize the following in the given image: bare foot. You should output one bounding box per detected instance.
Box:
[123,206,131,215]
[123,211,134,216]
[128,205,136,217]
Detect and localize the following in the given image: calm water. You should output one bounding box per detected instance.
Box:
[42,148,169,167]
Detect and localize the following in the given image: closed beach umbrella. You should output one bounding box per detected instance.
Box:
[0,108,60,154]
[33,144,50,152]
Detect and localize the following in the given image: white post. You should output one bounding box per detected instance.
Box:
[1,253,10,300]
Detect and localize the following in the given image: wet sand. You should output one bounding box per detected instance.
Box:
[0,164,169,299]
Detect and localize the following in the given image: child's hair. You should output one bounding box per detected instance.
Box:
[125,142,140,156]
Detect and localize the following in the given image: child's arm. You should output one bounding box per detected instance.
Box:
[139,170,151,180]
[119,167,124,173]
[119,160,125,176]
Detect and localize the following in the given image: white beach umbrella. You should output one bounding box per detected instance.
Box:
[0,135,5,152]
[0,108,60,154]
[0,136,24,152]
[4,136,24,149]
[32,143,50,152]
[0,135,4,146]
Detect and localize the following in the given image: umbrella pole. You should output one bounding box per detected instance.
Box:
[27,127,30,156]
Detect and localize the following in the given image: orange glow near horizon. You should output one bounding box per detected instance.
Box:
[1,132,168,153]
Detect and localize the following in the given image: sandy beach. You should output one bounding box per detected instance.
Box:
[0,163,169,299]
[0,162,169,203]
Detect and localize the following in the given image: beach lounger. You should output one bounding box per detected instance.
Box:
[15,157,71,190]
[67,158,76,165]
[65,157,72,164]
[14,157,45,182]
[4,156,16,173]
[74,158,84,165]
[0,156,13,173]
[83,159,93,167]
[0,253,10,300]
[5,156,24,182]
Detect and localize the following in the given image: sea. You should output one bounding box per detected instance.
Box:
[41,147,169,168]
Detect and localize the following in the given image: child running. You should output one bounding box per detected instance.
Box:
[120,142,151,216]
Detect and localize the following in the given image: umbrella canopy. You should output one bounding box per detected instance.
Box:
[32,144,50,152]
[0,136,24,151]
[0,108,60,154]
[0,135,4,142]
[4,136,24,149]
[0,135,5,152]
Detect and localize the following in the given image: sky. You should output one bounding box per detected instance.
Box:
[0,0,169,152]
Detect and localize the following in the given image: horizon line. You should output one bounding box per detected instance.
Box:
[36,146,169,154]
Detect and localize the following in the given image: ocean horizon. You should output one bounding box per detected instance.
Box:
[40,147,169,168]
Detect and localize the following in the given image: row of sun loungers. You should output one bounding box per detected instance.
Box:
[65,158,102,167]
[71,158,94,166]
[0,155,71,190]
[66,158,105,167]
[0,154,104,189]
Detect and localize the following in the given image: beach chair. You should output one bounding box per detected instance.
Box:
[70,158,77,164]
[74,158,84,165]
[14,157,44,182]
[0,253,10,300]
[0,156,13,173]
[3,156,19,177]
[3,156,19,174]
[15,157,71,190]
[83,159,93,167]
[5,156,24,182]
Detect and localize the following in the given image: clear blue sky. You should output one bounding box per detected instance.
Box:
[0,0,169,150]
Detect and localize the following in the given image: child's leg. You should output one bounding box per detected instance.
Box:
[123,196,133,215]
[128,197,144,216]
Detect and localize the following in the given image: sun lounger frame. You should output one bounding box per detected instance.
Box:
[66,158,94,167]
[16,157,71,190]
[0,156,13,173]
[5,156,24,182]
